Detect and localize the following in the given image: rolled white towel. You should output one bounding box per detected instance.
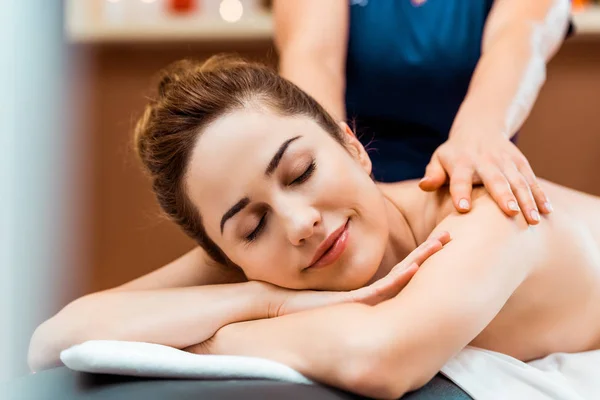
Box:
[60,340,313,385]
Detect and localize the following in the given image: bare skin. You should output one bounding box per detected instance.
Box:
[380,180,600,361]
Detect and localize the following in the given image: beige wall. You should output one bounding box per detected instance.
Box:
[78,37,600,294]
[520,37,600,195]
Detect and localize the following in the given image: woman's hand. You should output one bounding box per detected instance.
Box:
[266,231,451,317]
[420,133,552,225]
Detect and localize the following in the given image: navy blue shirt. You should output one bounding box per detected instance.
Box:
[345,0,495,182]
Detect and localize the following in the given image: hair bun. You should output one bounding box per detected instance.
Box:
[157,59,197,99]
[157,55,251,99]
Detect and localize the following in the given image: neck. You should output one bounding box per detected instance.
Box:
[367,182,442,284]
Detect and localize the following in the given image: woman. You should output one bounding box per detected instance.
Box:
[274,0,572,225]
[29,58,600,399]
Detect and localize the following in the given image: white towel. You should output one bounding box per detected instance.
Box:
[441,346,600,400]
[60,340,313,384]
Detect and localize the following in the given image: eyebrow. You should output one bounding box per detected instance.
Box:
[220,135,302,234]
[265,135,301,176]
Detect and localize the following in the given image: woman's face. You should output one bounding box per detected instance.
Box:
[186,107,390,290]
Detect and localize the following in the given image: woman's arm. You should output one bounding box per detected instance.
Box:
[192,196,542,399]
[28,281,272,373]
[28,247,249,371]
[29,237,444,373]
[273,0,348,121]
[367,196,543,394]
[420,0,570,224]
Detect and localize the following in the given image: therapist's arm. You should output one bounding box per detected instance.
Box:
[273,0,348,121]
[421,0,570,224]
[454,0,570,140]
[189,196,540,399]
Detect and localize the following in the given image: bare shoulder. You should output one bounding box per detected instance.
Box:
[538,179,600,248]
[377,181,504,243]
[439,190,531,235]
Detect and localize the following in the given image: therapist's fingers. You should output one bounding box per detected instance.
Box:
[449,164,474,213]
[477,161,521,217]
[502,161,540,225]
[420,155,447,191]
[515,156,553,214]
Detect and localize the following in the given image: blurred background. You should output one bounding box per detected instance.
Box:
[2,0,600,380]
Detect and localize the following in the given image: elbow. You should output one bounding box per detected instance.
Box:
[27,295,94,372]
[340,336,429,399]
[28,318,65,373]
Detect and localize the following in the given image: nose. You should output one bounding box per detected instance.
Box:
[278,199,321,246]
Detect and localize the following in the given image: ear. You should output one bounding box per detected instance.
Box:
[339,121,372,176]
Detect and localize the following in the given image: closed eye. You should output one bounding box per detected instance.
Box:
[244,161,316,244]
[290,161,316,186]
[245,213,267,243]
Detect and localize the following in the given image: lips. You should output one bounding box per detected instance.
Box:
[306,220,350,270]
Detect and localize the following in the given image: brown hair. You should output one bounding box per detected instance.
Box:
[134,55,344,266]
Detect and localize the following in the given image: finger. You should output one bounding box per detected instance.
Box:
[419,156,447,191]
[360,263,419,305]
[477,161,521,217]
[515,157,553,214]
[378,262,418,297]
[503,161,540,225]
[354,236,451,305]
[427,230,452,245]
[449,163,474,213]
[398,238,444,270]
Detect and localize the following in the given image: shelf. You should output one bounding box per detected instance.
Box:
[572,6,600,35]
[65,3,600,44]
[66,14,273,43]
[65,0,273,44]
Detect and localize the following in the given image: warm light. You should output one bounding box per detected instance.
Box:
[219,0,243,23]
[141,0,157,3]
[106,0,121,3]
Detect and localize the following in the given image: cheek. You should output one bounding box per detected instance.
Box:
[351,197,389,264]
[318,154,370,201]
[230,241,295,285]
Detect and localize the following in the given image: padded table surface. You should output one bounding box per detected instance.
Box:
[5,367,471,399]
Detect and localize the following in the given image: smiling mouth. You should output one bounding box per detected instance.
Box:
[305,219,350,270]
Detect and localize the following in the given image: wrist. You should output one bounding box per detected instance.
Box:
[450,101,509,141]
[246,280,284,320]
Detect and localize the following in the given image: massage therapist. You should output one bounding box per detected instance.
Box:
[274,0,572,225]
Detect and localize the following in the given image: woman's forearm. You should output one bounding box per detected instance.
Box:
[452,0,569,139]
[28,281,271,372]
[192,302,386,396]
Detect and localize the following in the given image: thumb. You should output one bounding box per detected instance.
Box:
[420,156,447,191]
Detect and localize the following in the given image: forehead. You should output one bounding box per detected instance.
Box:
[185,108,330,232]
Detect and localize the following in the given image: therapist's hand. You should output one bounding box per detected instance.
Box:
[419,133,553,225]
